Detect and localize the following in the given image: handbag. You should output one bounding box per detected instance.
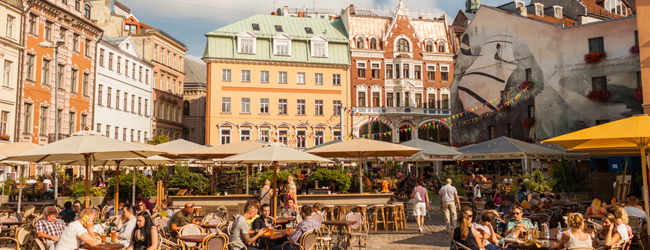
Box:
[414,187,423,203]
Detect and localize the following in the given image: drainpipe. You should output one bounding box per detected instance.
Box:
[14,1,34,142]
[91,31,105,130]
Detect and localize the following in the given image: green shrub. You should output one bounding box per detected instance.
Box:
[146,135,170,145]
[438,169,466,196]
[105,172,156,203]
[252,169,302,189]
[71,181,107,198]
[168,166,209,194]
[307,168,352,193]
[524,169,555,193]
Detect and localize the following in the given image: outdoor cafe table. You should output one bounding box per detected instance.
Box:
[1,221,25,226]
[179,234,208,248]
[80,243,124,250]
[258,231,292,250]
[200,223,220,233]
[275,217,296,225]
[323,220,356,250]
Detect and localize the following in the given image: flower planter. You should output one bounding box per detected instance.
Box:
[522,118,535,128]
[519,80,533,90]
[630,45,639,54]
[634,88,643,101]
[587,89,612,102]
[584,52,606,64]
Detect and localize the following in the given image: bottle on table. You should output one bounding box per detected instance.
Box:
[544,223,550,240]
[556,222,562,240]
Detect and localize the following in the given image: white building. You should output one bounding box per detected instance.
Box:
[94,36,153,142]
[0,0,22,144]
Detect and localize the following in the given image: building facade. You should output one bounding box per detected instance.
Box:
[182,58,206,144]
[18,0,101,144]
[94,36,152,143]
[0,0,23,143]
[203,14,350,147]
[343,1,455,144]
[450,0,638,144]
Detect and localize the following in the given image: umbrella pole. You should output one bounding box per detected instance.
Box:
[272,161,278,217]
[85,154,90,208]
[359,156,363,194]
[17,165,23,213]
[132,166,137,205]
[53,163,58,200]
[640,146,650,240]
[246,164,249,195]
[115,162,121,215]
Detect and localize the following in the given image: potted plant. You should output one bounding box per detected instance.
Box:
[584,51,606,64]
[519,80,533,90]
[0,134,9,141]
[522,117,535,128]
[633,87,643,101]
[630,44,640,54]
[587,89,612,102]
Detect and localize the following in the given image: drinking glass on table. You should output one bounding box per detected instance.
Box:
[286,225,292,234]
[110,232,117,243]
[100,234,106,243]
[268,226,274,235]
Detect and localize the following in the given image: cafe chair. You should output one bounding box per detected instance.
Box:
[346,213,368,250]
[453,240,472,250]
[178,224,204,250]
[316,227,332,250]
[14,224,34,249]
[227,242,248,250]
[0,216,18,237]
[217,222,230,234]
[202,233,229,250]
[567,247,595,250]
[101,205,113,220]
[203,216,223,234]
[628,216,647,250]
[0,236,19,250]
[371,205,386,231]
[281,229,319,250]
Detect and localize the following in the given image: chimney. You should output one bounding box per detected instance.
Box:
[298,11,304,17]
[283,6,289,16]
[519,6,527,17]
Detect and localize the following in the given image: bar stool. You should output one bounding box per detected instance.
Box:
[336,205,348,220]
[393,202,406,230]
[356,205,368,230]
[324,205,335,220]
[372,204,386,231]
[385,204,399,231]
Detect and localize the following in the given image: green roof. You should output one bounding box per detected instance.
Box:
[203,14,350,65]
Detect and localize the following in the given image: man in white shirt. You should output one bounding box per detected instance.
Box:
[624,196,647,220]
[55,209,99,250]
[439,178,461,234]
[26,176,37,185]
[115,205,137,247]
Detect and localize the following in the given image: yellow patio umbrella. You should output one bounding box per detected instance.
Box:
[543,114,650,239]
[305,138,422,194]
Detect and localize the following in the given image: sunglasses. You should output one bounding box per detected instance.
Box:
[512,212,521,215]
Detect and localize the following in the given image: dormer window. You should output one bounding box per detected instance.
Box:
[515,1,524,8]
[397,38,409,52]
[311,35,329,58]
[356,37,364,49]
[425,40,433,52]
[237,31,257,54]
[554,7,563,18]
[275,25,283,32]
[305,27,313,34]
[273,33,292,56]
[370,38,377,49]
[252,23,260,31]
[438,41,446,53]
[535,4,544,16]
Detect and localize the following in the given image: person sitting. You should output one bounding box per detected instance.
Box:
[604,197,621,208]
[451,212,484,250]
[610,206,632,241]
[136,201,151,217]
[551,213,591,249]
[551,194,566,207]
[623,196,647,220]
[252,204,272,231]
[585,198,606,219]
[285,184,298,210]
[230,203,266,250]
[159,200,174,219]
[481,200,501,220]
[312,203,323,214]
[137,194,153,213]
[496,197,514,215]
[59,201,73,219]
[593,213,623,248]
[285,198,297,211]
[54,209,100,250]
[37,207,66,250]
[271,206,321,250]
[43,177,54,198]
[472,211,502,250]
[126,214,158,250]
[107,201,125,218]
[259,179,273,207]
[246,200,261,227]
[63,200,82,223]
[170,203,195,236]
[116,205,137,247]
[505,207,534,239]
[94,176,106,188]
[299,177,309,194]
[329,181,337,193]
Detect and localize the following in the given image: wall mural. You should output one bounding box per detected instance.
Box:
[450,14,641,144]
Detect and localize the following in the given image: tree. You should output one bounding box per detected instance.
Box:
[106,172,155,203]
[168,166,209,194]
[146,135,170,145]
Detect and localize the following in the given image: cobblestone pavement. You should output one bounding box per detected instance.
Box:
[363,209,451,250]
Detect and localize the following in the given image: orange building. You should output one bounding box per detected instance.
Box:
[18,0,102,144]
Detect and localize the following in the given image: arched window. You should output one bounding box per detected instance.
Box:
[370,38,377,49]
[425,41,433,52]
[438,41,446,53]
[397,39,409,52]
[183,101,190,116]
[356,37,364,49]
[84,4,91,19]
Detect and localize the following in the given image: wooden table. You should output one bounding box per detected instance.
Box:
[258,231,291,250]
[275,217,296,224]
[323,220,357,250]
[0,209,13,214]
[1,221,25,226]
[179,235,208,242]
[80,243,124,250]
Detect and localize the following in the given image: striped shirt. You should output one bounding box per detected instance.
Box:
[55,221,88,250]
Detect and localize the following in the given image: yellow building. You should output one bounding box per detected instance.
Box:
[203,14,350,147]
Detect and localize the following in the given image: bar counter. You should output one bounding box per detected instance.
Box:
[170,192,393,208]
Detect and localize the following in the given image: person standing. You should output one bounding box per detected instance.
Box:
[440,178,461,233]
[259,179,273,206]
[412,179,429,233]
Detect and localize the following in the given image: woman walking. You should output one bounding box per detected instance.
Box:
[411,179,429,233]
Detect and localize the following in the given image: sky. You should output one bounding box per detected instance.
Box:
[118,0,502,63]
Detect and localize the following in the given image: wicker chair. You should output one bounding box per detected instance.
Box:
[346,213,368,250]
[0,237,19,250]
[281,229,319,250]
[567,247,595,250]
[453,240,473,250]
[204,216,223,234]
[628,216,647,250]
[153,216,171,238]
[177,224,203,250]
[202,233,229,250]
[14,224,34,249]
[226,242,248,250]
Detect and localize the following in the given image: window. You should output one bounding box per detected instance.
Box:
[97,85,103,105]
[0,111,7,136]
[153,100,156,117]
[221,97,230,113]
[260,71,269,83]
[45,21,52,41]
[414,65,421,80]
[75,0,80,10]
[132,63,136,79]
[241,98,250,113]
[297,100,305,115]
[489,126,496,139]
[2,60,11,87]
[438,42,446,53]
[425,41,433,52]
[241,70,250,82]
[507,124,512,137]
[160,48,164,62]
[441,94,449,109]
[138,97,142,115]
[315,100,323,115]
[395,64,400,78]
[57,65,64,89]
[107,53,115,70]
[26,55,34,81]
[80,114,86,130]
[396,92,401,107]
[145,99,148,116]
[130,129,134,141]
[397,39,409,52]
[70,69,77,93]
[333,100,341,116]
[386,64,393,79]
[260,98,269,113]
[278,72,287,84]
[82,73,89,96]
[138,67,143,82]
[84,4,91,19]
[588,37,604,53]
[98,50,105,68]
[173,54,176,69]
[252,23,260,30]
[304,27,312,34]
[313,42,327,57]
[145,69,149,84]
[387,93,394,107]
[592,76,607,91]
[356,37,364,49]
[56,110,62,134]
[240,130,251,141]
[528,105,535,118]
[405,91,410,107]
[315,73,323,85]
[369,63,380,78]
[596,119,610,125]
[41,59,50,85]
[428,94,436,108]
[122,128,126,141]
[220,129,231,144]
[372,92,380,107]
[96,123,100,133]
[279,130,288,145]
[440,66,449,81]
[333,130,341,139]
[357,62,366,78]
[23,103,32,133]
[279,99,287,114]
[117,57,121,73]
[154,44,158,60]
[297,73,305,84]
[535,4,543,16]
[358,92,366,107]
[297,130,306,148]
[116,90,120,109]
[333,74,341,85]
[84,39,90,57]
[68,112,75,135]
[73,34,79,51]
[415,93,422,108]
[260,129,270,142]
[427,65,436,80]
[554,7,562,18]
[240,38,254,54]
[59,28,66,42]
[525,68,532,82]
[275,40,290,55]
[222,69,231,81]
[6,15,14,38]
[131,94,135,113]
[370,38,377,49]
[314,130,324,146]
[125,60,128,77]
[29,14,36,35]
[275,25,283,32]
[123,92,128,112]
[114,127,119,139]
[39,107,47,136]
[403,64,409,78]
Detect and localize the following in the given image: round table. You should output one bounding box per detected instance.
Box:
[200,224,219,229]
[80,243,124,250]
[0,209,13,213]
[1,221,25,226]
[179,235,208,243]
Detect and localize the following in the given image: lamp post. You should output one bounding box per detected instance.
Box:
[38,39,65,200]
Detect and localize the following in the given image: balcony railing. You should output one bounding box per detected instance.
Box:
[353,106,451,116]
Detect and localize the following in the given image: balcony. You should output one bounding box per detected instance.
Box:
[48,133,70,143]
[353,105,450,116]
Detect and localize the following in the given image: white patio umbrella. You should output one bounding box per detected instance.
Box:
[0,142,41,213]
[6,130,164,208]
[222,142,331,216]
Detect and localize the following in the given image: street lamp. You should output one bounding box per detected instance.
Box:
[38,39,65,200]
